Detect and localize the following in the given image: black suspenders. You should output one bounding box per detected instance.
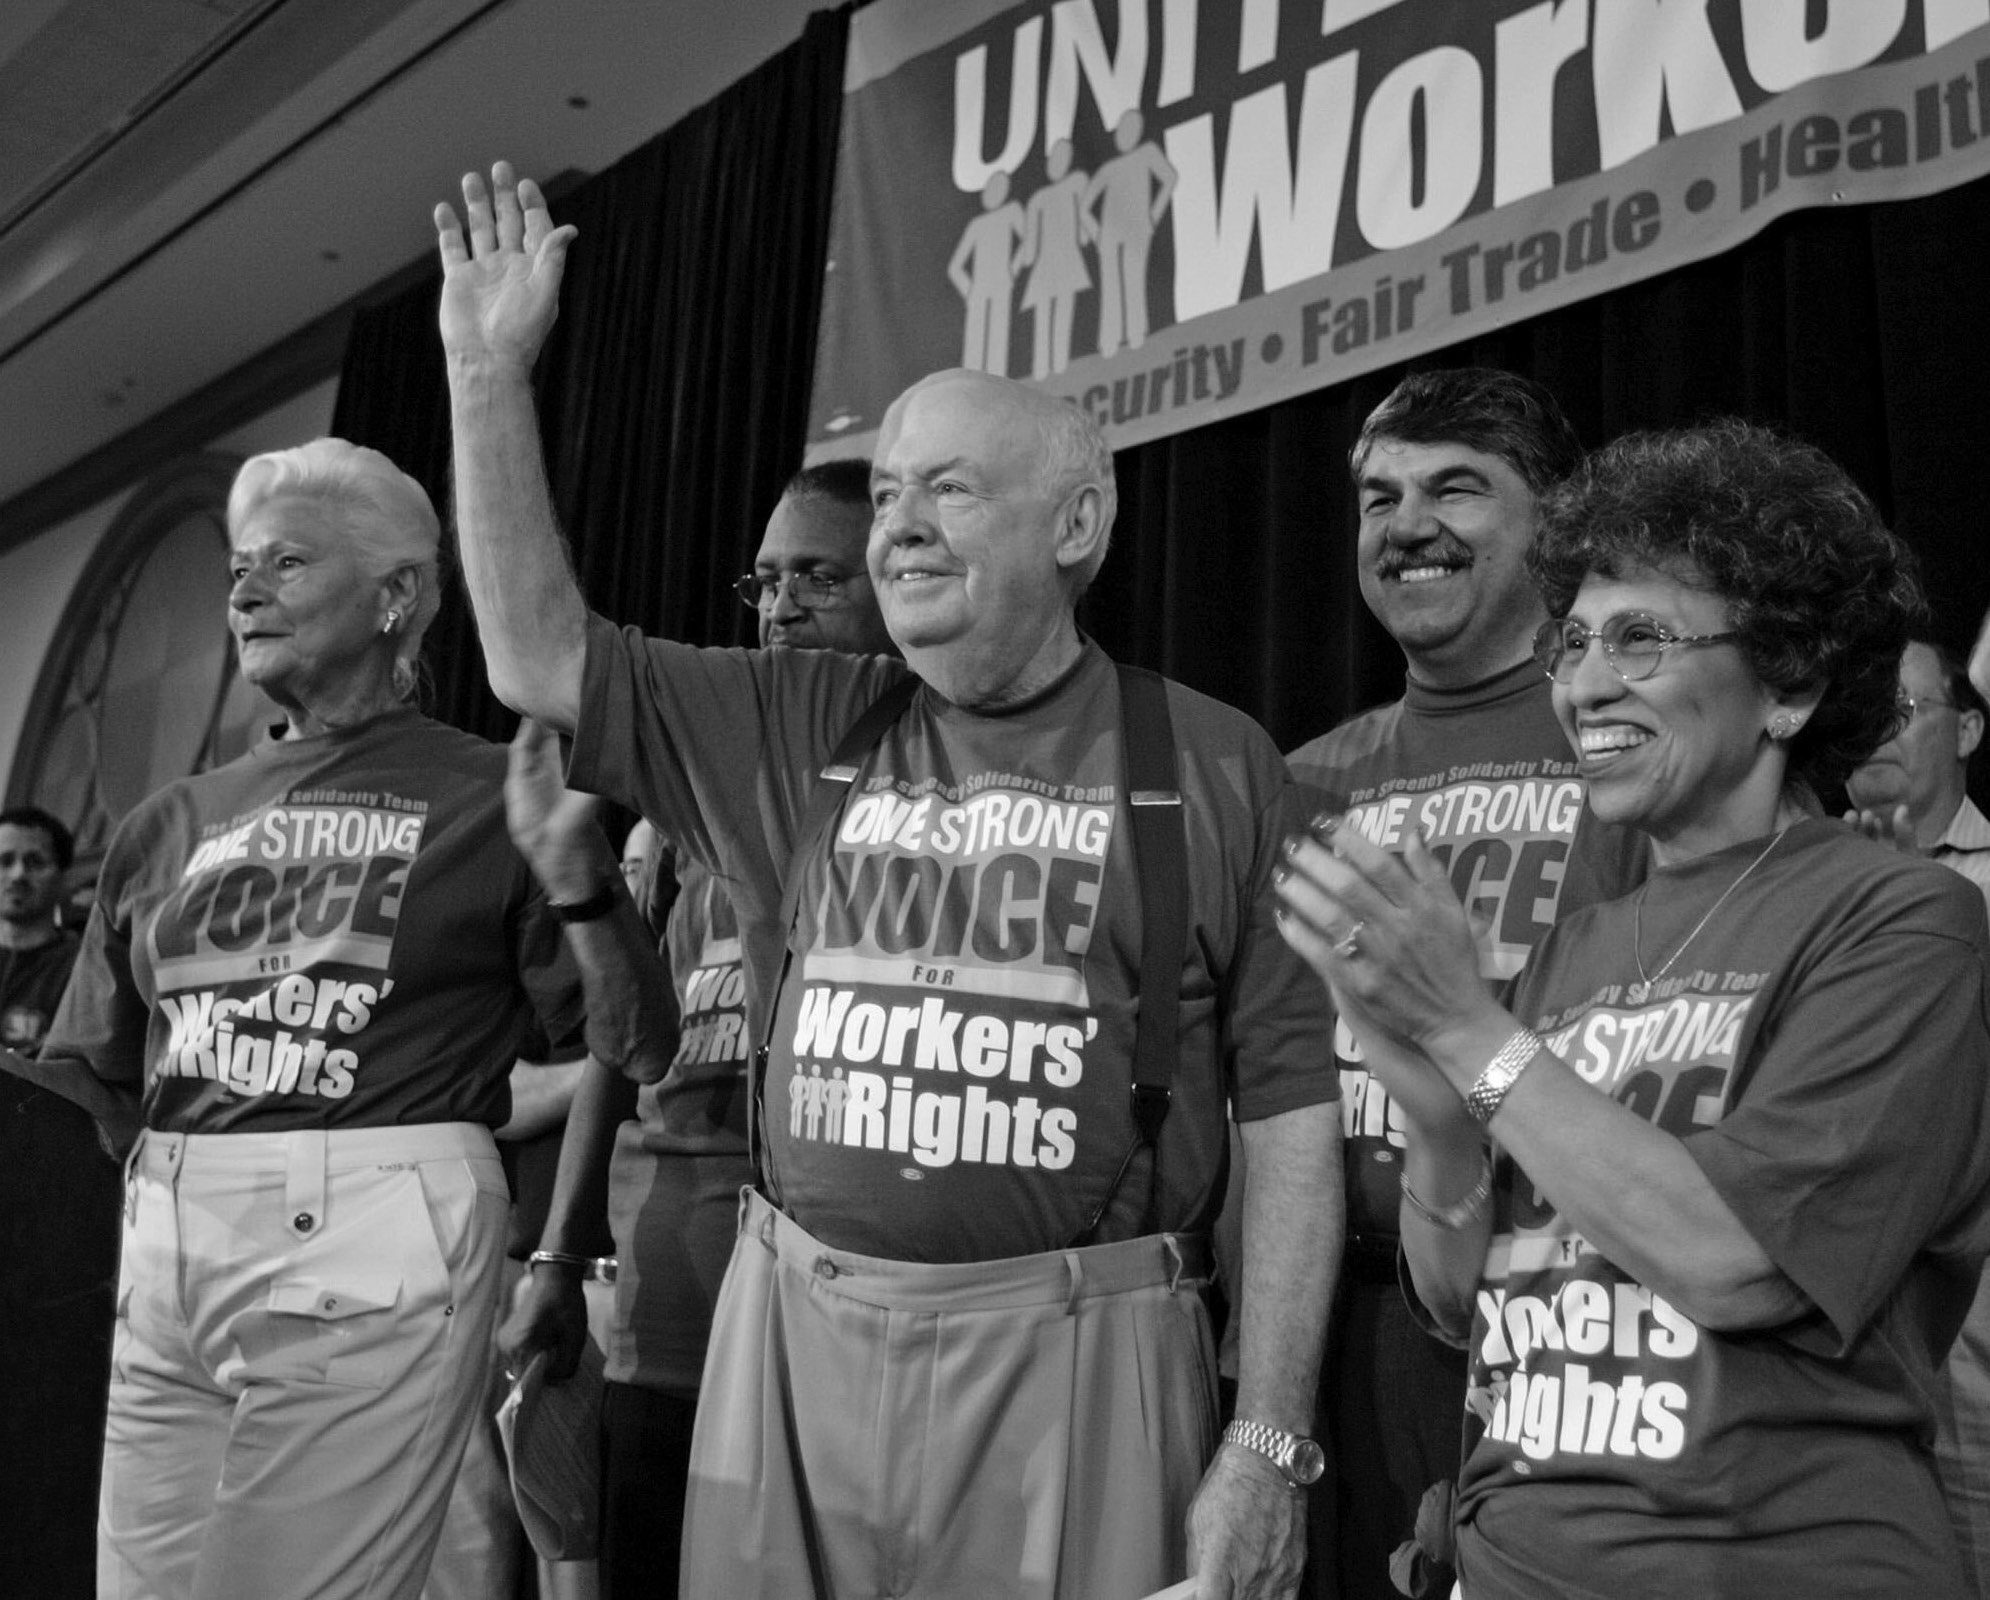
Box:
[750,675,920,1197]
[750,663,1187,1243]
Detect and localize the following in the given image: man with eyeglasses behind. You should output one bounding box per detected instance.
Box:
[499,459,890,1598]
[1846,637,1990,901]
[738,461,896,658]
[1846,634,1990,1597]
[1280,369,1646,1600]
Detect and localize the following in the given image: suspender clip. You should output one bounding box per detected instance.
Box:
[1130,1083,1172,1146]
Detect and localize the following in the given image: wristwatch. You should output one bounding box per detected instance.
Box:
[548,883,620,924]
[1465,1027,1544,1125]
[1222,1418,1326,1488]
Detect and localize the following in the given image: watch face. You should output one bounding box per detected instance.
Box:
[1288,1438,1327,1485]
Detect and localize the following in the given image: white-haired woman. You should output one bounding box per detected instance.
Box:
[33,439,583,1598]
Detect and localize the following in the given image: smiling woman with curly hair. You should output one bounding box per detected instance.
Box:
[1278,419,1990,1597]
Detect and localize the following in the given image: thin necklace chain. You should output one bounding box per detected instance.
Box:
[1633,825,1791,990]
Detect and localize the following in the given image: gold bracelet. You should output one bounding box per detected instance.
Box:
[1399,1148,1493,1230]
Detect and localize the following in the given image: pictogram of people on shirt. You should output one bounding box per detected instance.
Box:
[790,1061,850,1145]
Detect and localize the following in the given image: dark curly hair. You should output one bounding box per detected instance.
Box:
[1528,419,1925,797]
[1352,367,1583,494]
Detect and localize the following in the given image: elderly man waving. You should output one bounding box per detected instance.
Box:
[433,163,1340,1600]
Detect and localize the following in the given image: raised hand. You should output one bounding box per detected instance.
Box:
[434,161,577,373]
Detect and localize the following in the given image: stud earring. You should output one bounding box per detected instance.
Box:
[381,609,400,635]
[1769,713,1800,741]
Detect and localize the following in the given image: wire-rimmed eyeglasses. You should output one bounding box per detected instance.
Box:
[733,571,854,611]
[1895,689,1956,719]
[1533,613,1742,683]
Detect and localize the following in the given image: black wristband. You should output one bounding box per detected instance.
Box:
[549,884,619,924]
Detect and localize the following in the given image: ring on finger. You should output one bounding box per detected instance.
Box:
[1330,919,1366,959]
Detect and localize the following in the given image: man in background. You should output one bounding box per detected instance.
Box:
[0,806,79,1049]
[1284,369,1645,1599]
[1849,635,1990,1597]
[0,806,107,1598]
[501,460,891,1597]
[1847,636,1990,899]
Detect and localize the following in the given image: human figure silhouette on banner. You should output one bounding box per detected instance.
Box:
[1085,112,1178,357]
[947,170,1026,375]
[1017,140,1093,379]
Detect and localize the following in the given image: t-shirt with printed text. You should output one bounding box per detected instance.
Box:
[1286,663,1645,1240]
[1454,819,1990,1598]
[605,848,755,1391]
[44,710,582,1133]
[569,616,1338,1263]
[0,930,81,1052]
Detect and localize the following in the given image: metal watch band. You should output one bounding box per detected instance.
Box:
[1464,1027,1543,1125]
[1221,1418,1321,1487]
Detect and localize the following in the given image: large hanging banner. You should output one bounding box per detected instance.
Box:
[807,0,1990,461]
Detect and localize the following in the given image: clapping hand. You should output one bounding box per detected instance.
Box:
[1277,819,1497,1121]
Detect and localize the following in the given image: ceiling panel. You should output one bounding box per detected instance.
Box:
[0,0,267,233]
[0,0,831,521]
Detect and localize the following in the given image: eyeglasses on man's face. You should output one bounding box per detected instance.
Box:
[1533,612,1742,683]
[733,570,856,611]
[1895,689,1956,720]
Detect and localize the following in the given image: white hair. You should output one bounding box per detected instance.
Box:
[228,438,443,699]
[1034,400,1117,593]
[887,370,1119,597]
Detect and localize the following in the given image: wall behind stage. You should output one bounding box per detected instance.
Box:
[0,509,109,786]
[0,380,337,809]
[1084,172,1990,768]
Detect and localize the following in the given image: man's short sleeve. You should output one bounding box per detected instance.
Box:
[566,612,905,877]
[511,884,588,1059]
[1218,759,1340,1124]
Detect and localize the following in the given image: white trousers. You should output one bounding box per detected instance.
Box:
[98,1124,508,1600]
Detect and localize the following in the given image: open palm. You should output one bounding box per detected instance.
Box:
[434,160,576,370]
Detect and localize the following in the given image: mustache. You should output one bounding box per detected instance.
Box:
[1376,537,1473,578]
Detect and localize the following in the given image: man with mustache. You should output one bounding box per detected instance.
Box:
[1283,369,1645,1600]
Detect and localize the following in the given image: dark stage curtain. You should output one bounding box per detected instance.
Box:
[331,5,852,740]
[331,15,1990,768]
